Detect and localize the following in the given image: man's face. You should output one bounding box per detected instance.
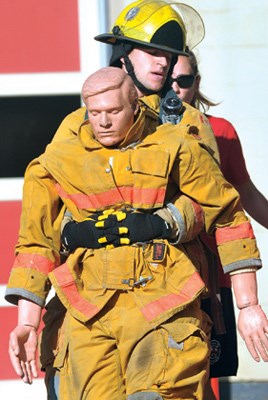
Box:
[86,86,137,147]
[171,56,200,105]
[125,47,172,96]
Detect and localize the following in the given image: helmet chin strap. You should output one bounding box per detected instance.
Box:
[121,44,157,96]
[121,44,177,97]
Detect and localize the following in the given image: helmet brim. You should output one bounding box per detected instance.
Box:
[94,33,188,56]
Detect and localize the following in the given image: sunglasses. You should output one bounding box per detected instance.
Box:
[169,74,196,88]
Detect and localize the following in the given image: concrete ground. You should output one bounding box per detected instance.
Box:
[220,381,268,400]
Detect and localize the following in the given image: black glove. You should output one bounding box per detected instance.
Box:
[103,212,172,244]
[61,211,129,251]
[62,210,172,251]
[62,218,100,252]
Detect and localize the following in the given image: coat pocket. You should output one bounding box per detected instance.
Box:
[130,148,170,178]
[102,246,136,290]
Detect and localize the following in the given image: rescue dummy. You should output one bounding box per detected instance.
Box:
[6,67,268,400]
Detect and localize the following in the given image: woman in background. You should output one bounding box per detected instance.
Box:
[170,50,268,399]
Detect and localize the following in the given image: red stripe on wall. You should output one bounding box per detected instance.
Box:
[0,201,21,284]
[0,0,80,73]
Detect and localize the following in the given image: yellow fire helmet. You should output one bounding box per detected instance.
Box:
[95,0,205,55]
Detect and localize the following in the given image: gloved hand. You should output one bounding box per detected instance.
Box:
[61,211,128,251]
[62,210,172,251]
[97,211,172,245]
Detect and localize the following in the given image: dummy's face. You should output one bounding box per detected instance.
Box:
[124,47,172,96]
[86,86,138,147]
[171,56,200,105]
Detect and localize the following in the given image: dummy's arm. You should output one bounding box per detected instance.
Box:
[9,298,42,384]
[230,271,268,361]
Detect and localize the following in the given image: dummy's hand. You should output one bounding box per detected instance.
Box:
[237,305,268,362]
[9,325,38,384]
[97,210,172,245]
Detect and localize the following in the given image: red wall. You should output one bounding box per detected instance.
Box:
[0,200,45,379]
[0,0,80,73]
[0,201,21,379]
[0,201,21,283]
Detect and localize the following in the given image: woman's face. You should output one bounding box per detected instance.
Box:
[171,55,200,105]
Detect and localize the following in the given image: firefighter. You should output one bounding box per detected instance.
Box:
[49,0,219,157]
[58,0,268,366]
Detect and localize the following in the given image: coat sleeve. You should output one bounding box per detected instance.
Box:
[169,128,261,274]
[5,159,66,307]
[154,193,204,243]
[50,106,87,143]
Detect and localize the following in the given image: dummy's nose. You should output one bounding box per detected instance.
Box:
[99,111,111,127]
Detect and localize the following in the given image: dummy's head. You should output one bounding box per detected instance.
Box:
[82,67,139,147]
[94,0,205,96]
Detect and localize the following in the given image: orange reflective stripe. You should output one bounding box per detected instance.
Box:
[55,183,165,209]
[13,253,56,274]
[190,199,204,234]
[140,271,204,322]
[117,186,166,206]
[53,263,100,319]
[215,222,255,245]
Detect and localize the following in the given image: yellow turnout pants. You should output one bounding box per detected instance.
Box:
[46,292,209,399]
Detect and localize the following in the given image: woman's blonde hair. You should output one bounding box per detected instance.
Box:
[186,49,220,113]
